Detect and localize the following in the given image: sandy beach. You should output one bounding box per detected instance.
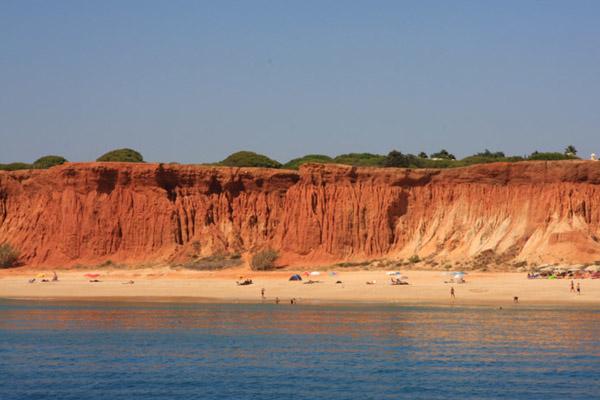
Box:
[1,267,598,307]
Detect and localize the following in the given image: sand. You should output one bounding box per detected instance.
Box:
[1,266,599,307]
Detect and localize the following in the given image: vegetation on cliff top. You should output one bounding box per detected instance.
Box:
[219,151,282,168]
[0,155,68,171]
[96,148,144,163]
[33,155,67,169]
[283,154,333,169]
[0,145,584,172]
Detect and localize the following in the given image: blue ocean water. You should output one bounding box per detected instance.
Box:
[0,300,598,400]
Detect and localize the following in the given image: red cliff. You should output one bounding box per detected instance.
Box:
[1,161,600,268]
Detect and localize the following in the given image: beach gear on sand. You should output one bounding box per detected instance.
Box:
[289,274,302,281]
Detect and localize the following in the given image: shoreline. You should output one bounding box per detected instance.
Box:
[1,268,598,308]
[2,296,599,309]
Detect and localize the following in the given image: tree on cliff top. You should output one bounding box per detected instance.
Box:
[97,148,144,162]
[220,151,282,168]
[430,149,456,160]
[383,150,414,168]
[283,154,332,169]
[33,155,67,169]
[564,145,577,156]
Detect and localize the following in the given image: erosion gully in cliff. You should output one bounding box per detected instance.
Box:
[0,160,600,268]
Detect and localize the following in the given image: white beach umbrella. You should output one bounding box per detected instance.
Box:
[310,271,321,277]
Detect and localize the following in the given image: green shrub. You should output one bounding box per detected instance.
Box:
[458,155,524,166]
[564,145,577,156]
[182,254,243,270]
[97,148,144,162]
[528,151,577,161]
[33,155,67,169]
[430,149,456,160]
[333,153,386,167]
[383,150,411,168]
[0,162,33,171]
[283,154,332,169]
[220,151,281,168]
[251,249,279,271]
[473,149,506,159]
[0,243,19,268]
[408,255,421,264]
[415,158,455,168]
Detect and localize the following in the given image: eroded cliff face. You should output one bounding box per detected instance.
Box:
[1,161,600,267]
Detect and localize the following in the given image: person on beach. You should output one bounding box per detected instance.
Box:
[576,283,581,295]
[290,298,296,304]
[275,297,280,304]
[52,271,58,282]
[570,280,575,293]
[450,287,455,299]
[261,288,265,299]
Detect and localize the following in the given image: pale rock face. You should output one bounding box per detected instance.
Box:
[1,161,600,267]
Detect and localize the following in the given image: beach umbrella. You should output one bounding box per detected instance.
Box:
[36,273,46,278]
[328,271,337,277]
[303,271,310,277]
[84,273,100,278]
[386,271,401,276]
[310,271,321,277]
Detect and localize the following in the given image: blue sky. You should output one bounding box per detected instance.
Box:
[1,1,599,163]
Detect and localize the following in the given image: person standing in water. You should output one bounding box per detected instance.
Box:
[576,282,581,295]
[570,280,575,293]
[261,288,265,299]
[450,287,455,299]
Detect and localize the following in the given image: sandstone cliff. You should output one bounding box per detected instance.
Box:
[1,161,600,268]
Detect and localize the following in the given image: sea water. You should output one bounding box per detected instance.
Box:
[0,300,598,400]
